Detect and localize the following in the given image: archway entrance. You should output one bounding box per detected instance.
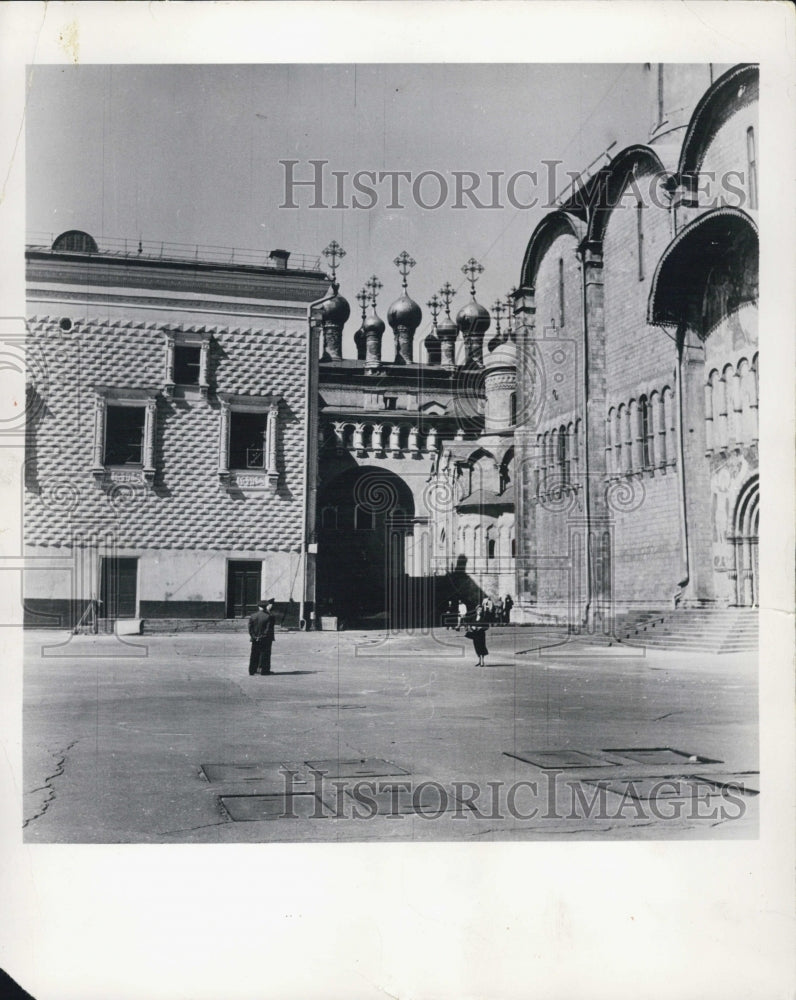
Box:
[316,466,415,626]
[731,476,758,607]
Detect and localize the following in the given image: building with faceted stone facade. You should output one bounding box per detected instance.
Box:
[24,234,328,628]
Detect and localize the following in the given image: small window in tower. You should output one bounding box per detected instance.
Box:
[383,396,398,410]
[173,345,202,385]
[105,405,146,466]
[487,539,496,560]
[229,411,268,470]
[509,392,517,427]
[746,126,758,211]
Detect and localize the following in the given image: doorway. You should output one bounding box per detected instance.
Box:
[227,560,262,618]
[99,557,138,618]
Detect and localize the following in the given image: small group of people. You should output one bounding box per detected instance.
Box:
[445,594,513,629]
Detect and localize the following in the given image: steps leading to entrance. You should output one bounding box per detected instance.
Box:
[617,608,758,653]
[141,618,251,635]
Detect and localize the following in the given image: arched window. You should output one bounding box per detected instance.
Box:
[636,200,645,281]
[398,424,410,451]
[606,408,615,475]
[747,126,758,211]
[639,396,651,469]
[616,405,625,473]
[647,392,659,468]
[509,391,517,426]
[627,400,637,471]
[487,538,496,560]
[561,424,571,486]
[511,537,517,559]
[342,424,355,449]
[558,257,565,328]
[361,424,373,450]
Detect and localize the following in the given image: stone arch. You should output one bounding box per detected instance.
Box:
[678,64,758,177]
[730,474,759,606]
[586,145,668,248]
[647,207,758,329]
[316,465,415,623]
[519,211,585,290]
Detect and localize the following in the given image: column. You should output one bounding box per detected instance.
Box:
[408,426,419,455]
[199,339,210,397]
[332,421,345,451]
[164,335,175,396]
[92,395,107,474]
[218,400,231,479]
[426,427,438,453]
[353,422,364,452]
[143,399,157,481]
[266,402,279,491]
[372,423,384,453]
[389,425,400,454]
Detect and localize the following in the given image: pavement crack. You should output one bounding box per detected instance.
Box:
[23,739,79,829]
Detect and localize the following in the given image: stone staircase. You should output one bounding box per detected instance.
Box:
[616,607,758,654]
[141,618,251,635]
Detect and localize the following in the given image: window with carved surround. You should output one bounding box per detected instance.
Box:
[91,386,159,485]
[164,329,211,397]
[218,392,280,494]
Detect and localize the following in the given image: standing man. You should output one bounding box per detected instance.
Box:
[248,598,277,675]
[503,594,514,624]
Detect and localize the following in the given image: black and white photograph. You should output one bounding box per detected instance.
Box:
[1,2,794,999]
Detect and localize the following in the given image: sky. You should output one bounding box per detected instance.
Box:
[26,63,653,357]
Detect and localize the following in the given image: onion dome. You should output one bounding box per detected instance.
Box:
[318,288,351,328]
[436,315,457,339]
[363,308,385,338]
[484,337,516,369]
[354,325,366,361]
[387,293,422,331]
[456,298,491,338]
[424,330,441,365]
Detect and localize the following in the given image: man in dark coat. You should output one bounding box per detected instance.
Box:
[248,598,276,675]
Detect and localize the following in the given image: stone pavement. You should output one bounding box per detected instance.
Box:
[22,626,759,842]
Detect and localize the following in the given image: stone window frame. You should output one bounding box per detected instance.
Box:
[218,392,280,494]
[164,329,211,397]
[91,385,160,485]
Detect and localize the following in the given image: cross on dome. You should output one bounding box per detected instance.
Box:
[393,250,416,291]
[427,294,441,329]
[365,274,383,305]
[439,282,456,317]
[322,240,346,284]
[461,257,484,297]
[356,287,369,318]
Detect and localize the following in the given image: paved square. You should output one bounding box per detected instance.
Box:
[22,627,759,842]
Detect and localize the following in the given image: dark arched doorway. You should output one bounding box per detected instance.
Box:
[316,466,415,626]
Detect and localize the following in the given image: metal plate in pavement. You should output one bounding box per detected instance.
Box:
[220,792,327,822]
[304,757,411,778]
[601,747,723,766]
[201,762,306,784]
[504,749,622,769]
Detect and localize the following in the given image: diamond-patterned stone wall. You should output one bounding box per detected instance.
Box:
[25,316,307,552]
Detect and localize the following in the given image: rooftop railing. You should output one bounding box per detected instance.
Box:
[26,232,324,273]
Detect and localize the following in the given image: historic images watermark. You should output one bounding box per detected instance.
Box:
[279,159,753,212]
[277,767,752,822]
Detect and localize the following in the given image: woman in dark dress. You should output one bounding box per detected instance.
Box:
[461,623,489,667]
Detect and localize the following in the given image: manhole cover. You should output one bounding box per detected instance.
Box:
[220,793,327,822]
[581,775,749,801]
[345,782,464,816]
[201,763,305,784]
[601,747,723,766]
[504,749,620,769]
[305,757,410,778]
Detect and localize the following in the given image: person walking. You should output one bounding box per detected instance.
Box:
[460,622,489,667]
[494,596,504,625]
[457,599,467,628]
[248,598,277,675]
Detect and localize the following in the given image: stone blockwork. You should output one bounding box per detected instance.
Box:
[25,316,307,551]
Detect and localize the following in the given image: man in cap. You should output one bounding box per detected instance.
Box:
[248,598,277,675]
